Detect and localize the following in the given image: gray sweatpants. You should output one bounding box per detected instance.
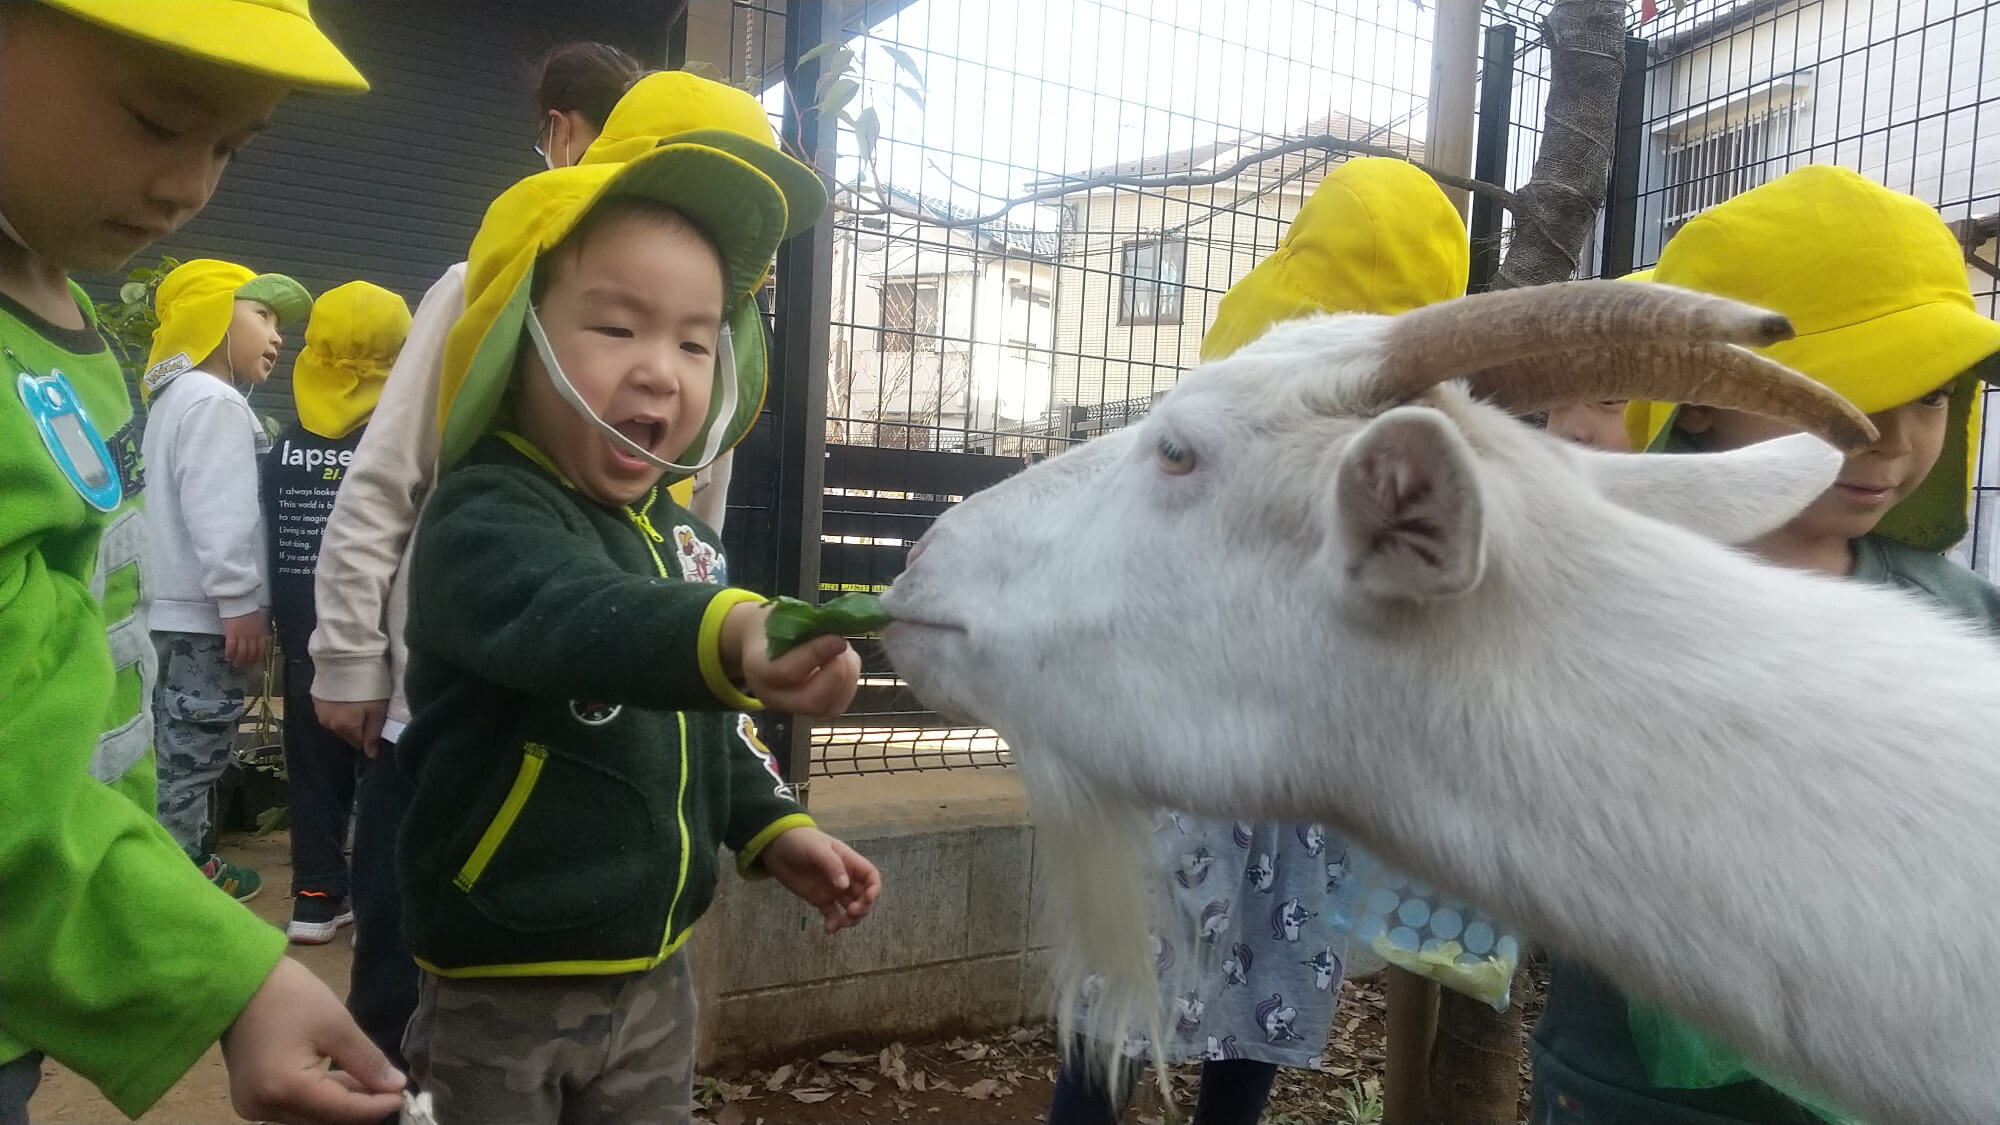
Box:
[404,954,699,1125]
[151,631,247,857]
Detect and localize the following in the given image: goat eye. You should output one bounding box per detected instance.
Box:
[1155,437,1197,475]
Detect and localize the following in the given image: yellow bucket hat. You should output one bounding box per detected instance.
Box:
[438,139,804,474]
[34,0,367,93]
[143,258,311,398]
[580,70,827,245]
[1200,157,1470,360]
[1623,165,2000,550]
[294,281,412,439]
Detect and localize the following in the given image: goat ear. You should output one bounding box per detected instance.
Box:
[1334,407,1487,600]
[1577,432,1842,544]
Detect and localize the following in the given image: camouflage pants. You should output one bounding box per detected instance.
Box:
[151,631,246,856]
[404,955,698,1125]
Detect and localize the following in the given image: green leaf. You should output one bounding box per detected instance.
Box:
[855,106,881,162]
[254,804,290,837]
[127,266,152,281]
[119,281,148,304]
[895,83,926,111]
[796,41,843,68]
[811,47,857,100]
[818,78,860,120]
[763,593,891,659]
[880,44,926,88]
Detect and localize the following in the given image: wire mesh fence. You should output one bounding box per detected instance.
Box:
[784,0,1438,776]
[758,0,1999,780]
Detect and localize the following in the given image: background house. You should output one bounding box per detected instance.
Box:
[827,187,1058,452]
[1039,111,1427,438]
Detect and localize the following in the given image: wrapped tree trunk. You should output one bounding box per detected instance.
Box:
[1408,1,1629,1121]
[1493,0,1630,292]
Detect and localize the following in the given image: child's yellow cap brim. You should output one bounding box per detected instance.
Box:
[37,0,367,94]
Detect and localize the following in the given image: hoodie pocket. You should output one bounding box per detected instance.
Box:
[455,741,655,933]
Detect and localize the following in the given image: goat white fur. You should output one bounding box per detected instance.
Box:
[882,311,2000,1125]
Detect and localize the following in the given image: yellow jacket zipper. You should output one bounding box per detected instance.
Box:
[626,488,668,578]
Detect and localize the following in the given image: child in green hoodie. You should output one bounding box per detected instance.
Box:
[1528,165,2000,1125]
[400,89,881,1123]
[0,3,406,1122]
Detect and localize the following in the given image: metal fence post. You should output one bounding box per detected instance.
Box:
[768,0,837,801]
[1469,21,1517,294]
[1598,35,1649,280]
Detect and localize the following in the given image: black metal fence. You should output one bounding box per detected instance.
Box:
[747,0,2000,785]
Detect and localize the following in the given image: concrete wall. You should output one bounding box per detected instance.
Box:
[684,772,1056,1069]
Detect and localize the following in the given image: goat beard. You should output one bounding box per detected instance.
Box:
[1022,749,1207,1103]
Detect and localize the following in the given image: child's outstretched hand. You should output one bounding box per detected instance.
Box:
[220,956,407,1123]
[760,825,882,934]
[724,603,861,717]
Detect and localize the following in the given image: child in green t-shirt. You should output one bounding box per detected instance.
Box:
[1528,165,2000,1125]
[0,3,407,1122]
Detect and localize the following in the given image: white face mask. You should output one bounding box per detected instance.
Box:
[524,304,737,474]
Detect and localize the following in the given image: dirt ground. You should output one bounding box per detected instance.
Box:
[691,965,1548,1125]
[31,830,1549,1124]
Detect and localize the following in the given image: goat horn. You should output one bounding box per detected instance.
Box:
[1468,341,1878,450]
[1373,279,1876,450]
[1376,279,1795,398]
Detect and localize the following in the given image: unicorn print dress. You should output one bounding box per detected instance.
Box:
[1110,814,1352,1068]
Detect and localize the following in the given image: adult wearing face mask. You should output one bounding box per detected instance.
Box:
[308,44,751,1071]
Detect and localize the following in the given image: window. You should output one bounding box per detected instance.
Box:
[879,281,939,351]
[1659,85,1806,231]
[1118,238,1186,324]
[1006,280,1052,346]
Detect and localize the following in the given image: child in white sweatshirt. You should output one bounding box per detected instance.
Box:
[140,258,310,900]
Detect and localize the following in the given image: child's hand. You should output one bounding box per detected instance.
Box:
[723,603,861,717]
[220,956,406,1123]
[221,609,269,671]
[759,826,882,934]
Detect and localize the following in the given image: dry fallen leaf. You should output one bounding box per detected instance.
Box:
[962,1078,1000,1100]
[1009,1026,1040,1044]
[764,1064,794,1091]
[845,1075,877,1094]
[714,1103,748,1125]
[790,1089,835,1104]
[955,1042,990,1061]
[821,1049,874,1065]
[911,1070,928,1092]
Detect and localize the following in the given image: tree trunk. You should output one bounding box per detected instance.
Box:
[1492,0,1630,290]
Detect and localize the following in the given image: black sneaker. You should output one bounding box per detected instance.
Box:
[287,890,355,944]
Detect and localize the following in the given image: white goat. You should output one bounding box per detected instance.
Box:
[881,281,2000,1125]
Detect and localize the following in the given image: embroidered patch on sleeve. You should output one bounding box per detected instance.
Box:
[673,524,725,585]
[735,713,794,799]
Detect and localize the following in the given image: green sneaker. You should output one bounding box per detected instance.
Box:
[197,853,262,903]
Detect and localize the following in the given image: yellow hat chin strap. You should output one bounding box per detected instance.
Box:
[523,305,735,473]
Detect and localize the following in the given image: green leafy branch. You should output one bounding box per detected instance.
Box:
[94,254,179,411]
[793,38,928,211]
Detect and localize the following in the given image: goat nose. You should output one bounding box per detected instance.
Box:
[905,537,929,568]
